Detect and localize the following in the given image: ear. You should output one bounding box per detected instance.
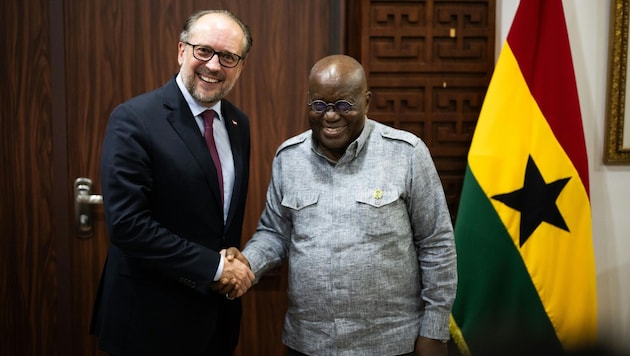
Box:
[177,42,186,66]
[364,90,372,112]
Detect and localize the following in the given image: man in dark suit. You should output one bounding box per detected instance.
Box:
[90,10,255,356]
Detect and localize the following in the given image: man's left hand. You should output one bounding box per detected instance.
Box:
[414,336,448,356]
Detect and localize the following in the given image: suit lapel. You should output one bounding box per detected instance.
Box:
[162,79,224,208]
[221,104,245,229]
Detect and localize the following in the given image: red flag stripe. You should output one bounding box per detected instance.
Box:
[507,0,589,195]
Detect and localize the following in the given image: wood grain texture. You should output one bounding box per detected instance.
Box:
[0,0,58,354]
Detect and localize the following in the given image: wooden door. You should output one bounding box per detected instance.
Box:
[1,0,334,355]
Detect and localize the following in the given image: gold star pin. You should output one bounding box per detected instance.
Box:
[373,189,383,200]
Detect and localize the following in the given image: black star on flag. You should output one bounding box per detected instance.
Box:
[491,155,571,247]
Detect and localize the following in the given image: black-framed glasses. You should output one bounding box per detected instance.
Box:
[308,100,355,114]
[183,42,242,68]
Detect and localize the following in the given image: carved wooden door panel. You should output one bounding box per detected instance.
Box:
[347,0,496,219]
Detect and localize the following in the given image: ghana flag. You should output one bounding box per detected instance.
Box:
[449,0,597,355]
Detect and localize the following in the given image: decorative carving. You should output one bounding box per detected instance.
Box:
[355,0,496,217]
[366,1,492,73]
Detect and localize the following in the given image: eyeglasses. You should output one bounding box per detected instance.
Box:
[308,100,355,114]
[184,42,242,68]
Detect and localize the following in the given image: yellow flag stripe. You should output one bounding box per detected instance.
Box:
[449,314,471,356]
[468,43,597,349]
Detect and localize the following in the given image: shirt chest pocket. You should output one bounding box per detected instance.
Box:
[355,188,410,237]
[281,192,319,211]
[281,192,320,239]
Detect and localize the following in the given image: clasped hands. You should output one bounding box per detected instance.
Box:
[211,247,254,299]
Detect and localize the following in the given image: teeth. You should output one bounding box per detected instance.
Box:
[324,127,344,134]
[199,74,219,83]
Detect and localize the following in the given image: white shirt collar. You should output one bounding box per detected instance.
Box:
[176,73,223,121]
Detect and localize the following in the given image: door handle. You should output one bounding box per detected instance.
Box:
[74,177,103,238]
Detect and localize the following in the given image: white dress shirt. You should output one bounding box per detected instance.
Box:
[176,74,235,281]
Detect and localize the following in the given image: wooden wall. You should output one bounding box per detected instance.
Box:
[0,0,494,355]
[1,0,58,354]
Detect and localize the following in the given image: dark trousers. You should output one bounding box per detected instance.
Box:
[287,347,415,356]
[287,347,308,356]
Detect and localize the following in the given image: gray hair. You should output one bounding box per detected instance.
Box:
[180,10,253,59]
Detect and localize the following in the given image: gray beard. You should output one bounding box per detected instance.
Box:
[187,83,225,105]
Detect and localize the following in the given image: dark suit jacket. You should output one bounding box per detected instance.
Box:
[90,77,250,356]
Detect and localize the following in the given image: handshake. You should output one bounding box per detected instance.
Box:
[211,247,254,300]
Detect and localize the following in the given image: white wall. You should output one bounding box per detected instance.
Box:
[497,0,630,351]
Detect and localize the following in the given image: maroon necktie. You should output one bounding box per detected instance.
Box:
[202,109,224,203]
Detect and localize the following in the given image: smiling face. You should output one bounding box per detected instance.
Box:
[307,55,371,161]
[177,12,246,106]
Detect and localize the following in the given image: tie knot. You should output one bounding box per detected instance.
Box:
[202,109,216,126]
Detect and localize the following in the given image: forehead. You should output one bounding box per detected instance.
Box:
[309,78,360,101]
[188,14,244,52]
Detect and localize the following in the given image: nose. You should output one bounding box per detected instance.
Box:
[323,109,339,119]
[204,53,222,70]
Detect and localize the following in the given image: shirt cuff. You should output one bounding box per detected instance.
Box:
[420,310,451,341]
[213,254,225,281]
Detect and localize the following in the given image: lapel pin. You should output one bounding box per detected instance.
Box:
[232,120,238,126]
[373,189,383,200]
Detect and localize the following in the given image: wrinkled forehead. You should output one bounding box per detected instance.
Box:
[309,69,364,100]
[188,14,245,52]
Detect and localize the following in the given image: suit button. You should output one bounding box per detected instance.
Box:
[178,277,196,288]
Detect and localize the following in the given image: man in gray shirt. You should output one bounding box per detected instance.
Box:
[226,54,457,356]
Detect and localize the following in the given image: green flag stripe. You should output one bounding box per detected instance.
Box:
[452,166,563,354]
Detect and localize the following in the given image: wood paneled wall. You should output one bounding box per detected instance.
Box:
[0,0,493,355]
[1,0,58,354]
